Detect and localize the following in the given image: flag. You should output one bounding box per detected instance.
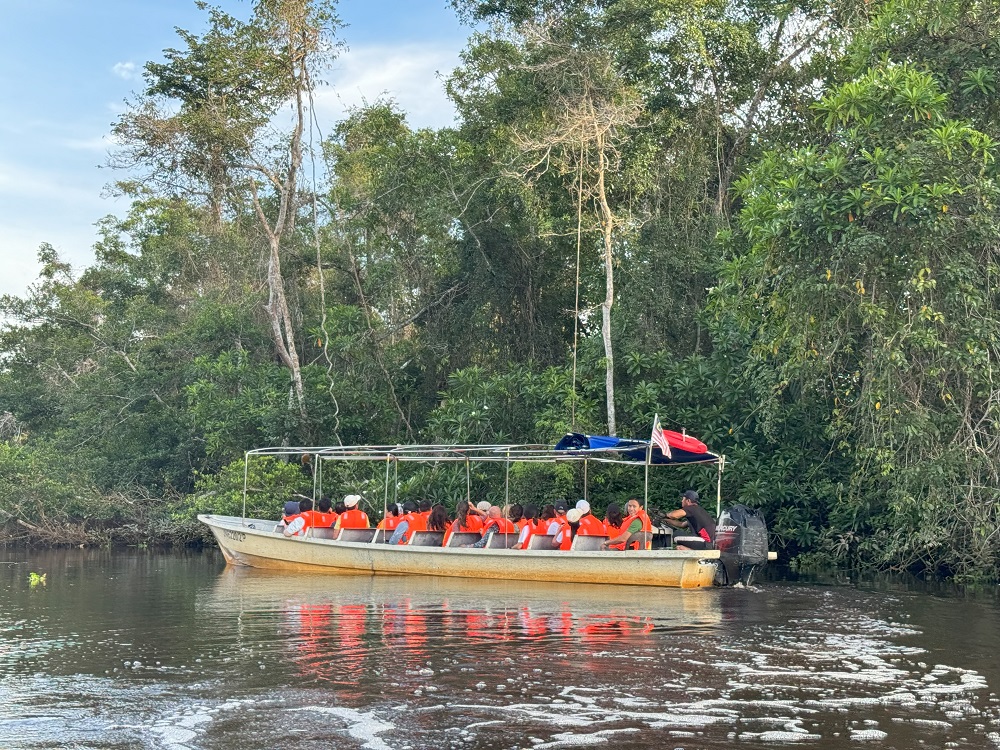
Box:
[651,414,672,459]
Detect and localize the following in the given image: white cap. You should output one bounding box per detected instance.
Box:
[576,499,590,514]
[476,501,491,512]
[567,508,583,523]
[344,494,361,508]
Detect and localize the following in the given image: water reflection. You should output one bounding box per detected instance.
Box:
[3,550,1000,749]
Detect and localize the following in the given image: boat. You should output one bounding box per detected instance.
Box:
[199,433,774,589]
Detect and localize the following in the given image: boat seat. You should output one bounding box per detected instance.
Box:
[372,528,394,543]
[673,535,713,550]
[307,526,337,540]
[570,534,608,551]
[526,534,557,550]
[650,527,674,549]
[408,531,446,547]
[624,531,653,550]
[336,528,378,543]
[486,532,519,549]
[446,532,482,547]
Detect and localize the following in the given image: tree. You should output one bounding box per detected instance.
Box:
[714,60,1000,574]
[112,0,342,420]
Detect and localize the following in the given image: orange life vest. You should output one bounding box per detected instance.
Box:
[604,518,626,550]
[337,508,370,530]
[307,510,336,528]
[553,518,573,550]
[619,509,652,549]
[483,517,517,537]
[377,515,401,531]
[576,514,606,536]
[284,513,307,537]
[396,511,427,544]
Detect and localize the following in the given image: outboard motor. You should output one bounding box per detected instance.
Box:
[715,504,769,585]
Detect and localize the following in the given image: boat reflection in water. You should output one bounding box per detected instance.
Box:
[202,568,722,706]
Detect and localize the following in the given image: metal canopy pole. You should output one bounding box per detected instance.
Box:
[504,451,510,507]
[241,452,250,525]
[716,455,726,517]
[465,457,471,505]
[643,443,652,509]
[383,456,391,523]
[583,459,589,502]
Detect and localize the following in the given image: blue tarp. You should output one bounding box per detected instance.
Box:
[554,433,719,465]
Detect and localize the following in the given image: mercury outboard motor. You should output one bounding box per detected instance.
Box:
[715,504,769,585]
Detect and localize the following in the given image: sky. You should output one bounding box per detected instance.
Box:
[0,0,471,299]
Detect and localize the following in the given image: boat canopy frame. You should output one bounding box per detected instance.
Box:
[240,438,725,525]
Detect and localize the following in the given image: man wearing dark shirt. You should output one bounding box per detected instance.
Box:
[665,490,716,550]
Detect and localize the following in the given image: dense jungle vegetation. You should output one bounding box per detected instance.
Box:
[1,0,998,578]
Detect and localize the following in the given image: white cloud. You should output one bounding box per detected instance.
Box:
[316,43,460,130]
[112,61,140,81]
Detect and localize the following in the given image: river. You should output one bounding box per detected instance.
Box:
[1,548,999,749]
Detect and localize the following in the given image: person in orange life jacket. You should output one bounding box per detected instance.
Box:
[417,499,432,526]
[603,502,626,550]
[463,506,516,548]
[508,503,525,529]
[534,503,559,535]
[574,499,606,536]
[512,503,539,549]
[600,497,651,550]
[278,500,301,531]
[334,494,370,530]
[427,503,449,532]
[377,503,403,531]
[389,501,427,544]
[443,500,484,546]
[283,499,313,537]
[665,490,716,550]
[551,508,581,550]
[334,498,347,516]
[307,496,337,528]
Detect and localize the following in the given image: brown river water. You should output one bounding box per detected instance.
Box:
[2,548,1000,749]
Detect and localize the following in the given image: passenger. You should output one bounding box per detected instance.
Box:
[552,507,580,550]
[417,499,433,526]
[334,494,370,530]
[464,506,516,548]
[600,497,652,550]
[508,503,525,529]
[312,496,337,528]
[443,500,484,546]
[334,499,348,516]
[603,502,626,550]
[574,500,606,536]
[535,504,559,535]
[512,503,539,550]
[427,503,449,533]
[283,499,313,537]
[389,501,427,545]
[376,503,403,532]
[476,500,491,515]
[278,500,301,531]
[664,490,716,550]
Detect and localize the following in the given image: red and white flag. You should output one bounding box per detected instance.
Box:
[651,414,672,459]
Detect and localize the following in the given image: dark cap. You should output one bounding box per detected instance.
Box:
[283,501,300,517]
[553,499,568,512]
[682,490,699,503]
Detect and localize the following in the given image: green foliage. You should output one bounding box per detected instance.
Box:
[182,456,313,520]
[5,0,1000,583]
[713,55,1000,576]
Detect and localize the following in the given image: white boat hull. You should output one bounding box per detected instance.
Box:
[199,514,721,589]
